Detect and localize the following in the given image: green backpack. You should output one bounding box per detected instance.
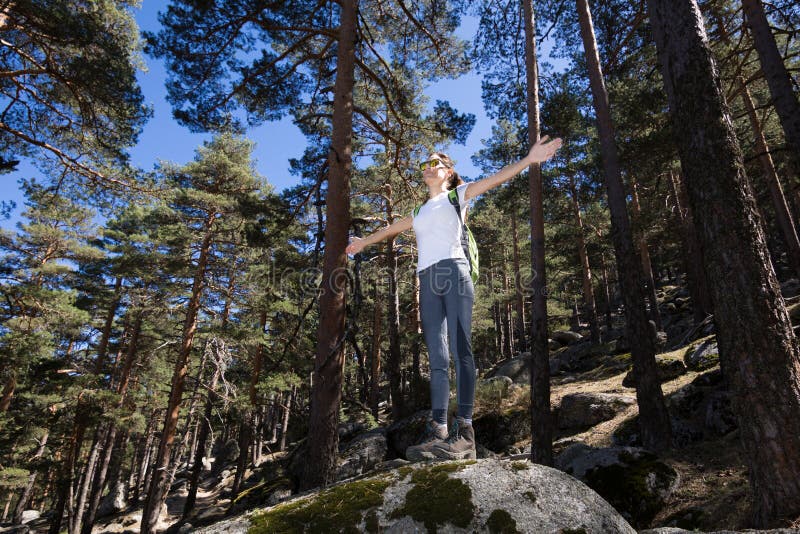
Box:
[413,189,479,284]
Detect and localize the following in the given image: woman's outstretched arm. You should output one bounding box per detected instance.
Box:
[346,216,413,255]
[464,135,563,202]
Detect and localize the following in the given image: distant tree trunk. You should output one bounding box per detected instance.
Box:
[568,172,601,343]
[13,430,49,524]
[739,77,800,278]
[302,0,357,491]
[278,386,294,451]
[386,234,403,419]
[741,0,800,177]
[141,214,215,534]
[0,374,16,413]
[490,266,505,358]
[369,283,382,419]
[502,259,514,357]
[667,171,711,323]
[649,0,800,524]
[410,273,423,409]
[511,212,527,351]
[598,248,613,329]
[183,362,221,518]
[578,0,672,451]
[523,0,553,466]
[49,412,86,534]
[629,177,663,331]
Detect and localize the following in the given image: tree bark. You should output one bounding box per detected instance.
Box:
[523,0,553,466]
[302,0,357,491]
[578,0,672,451]
[741,0,800,177]
[141,214,215,534]
[649,0,800,523]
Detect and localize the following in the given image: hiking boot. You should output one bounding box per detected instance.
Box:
[431,417,476,460]
[405,420,449,461]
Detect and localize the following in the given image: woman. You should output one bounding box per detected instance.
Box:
[346,136,562,460]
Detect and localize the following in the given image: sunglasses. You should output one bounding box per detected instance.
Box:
[419,158,446,171]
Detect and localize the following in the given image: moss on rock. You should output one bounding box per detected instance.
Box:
[486,508,521,533]
[390,462,475,533]
[248,476,391,534]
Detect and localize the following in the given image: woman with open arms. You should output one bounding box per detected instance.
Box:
[346,136,562,460]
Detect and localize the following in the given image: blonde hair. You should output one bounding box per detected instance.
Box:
[431,152,464,190]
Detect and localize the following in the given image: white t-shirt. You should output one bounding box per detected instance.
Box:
[412,183,471,272]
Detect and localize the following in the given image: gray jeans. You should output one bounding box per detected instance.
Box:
[418,258,476,425]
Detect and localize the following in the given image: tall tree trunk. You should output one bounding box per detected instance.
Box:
[675,172,714,321]
[568,172,601,343]
[649,0,800,524]
[502,259,514,357]
[511,211,528,352]
[739,77,800,278]
[386,234,403,419]
[577,0,672,451]
[741,0,800,177]
[13,430,49,524]
[629,177,663,331]
[369,283,383,419]
[141,215,215,534]
[302,0,357,491]
[523,0,553,466]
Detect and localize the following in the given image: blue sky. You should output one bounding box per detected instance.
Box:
[0,5,551,231]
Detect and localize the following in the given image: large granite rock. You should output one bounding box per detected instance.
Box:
[194,458,636,533]
[557,392,636,429]
[336,428,388,480]
[556,444,679,529]
[552,330,584,345]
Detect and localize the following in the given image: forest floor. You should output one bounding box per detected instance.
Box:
[494,346,800,531]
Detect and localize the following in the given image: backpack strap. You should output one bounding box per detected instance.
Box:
[448,189,474,277]
[413,204,422,218]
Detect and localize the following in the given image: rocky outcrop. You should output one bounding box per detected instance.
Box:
[622,355,687,387]
[194,458,636,533]
[556,444,679,529]
[684,339,719,371]
[557,392,636,429]
[336,428,388,480]
[473,408,530,453]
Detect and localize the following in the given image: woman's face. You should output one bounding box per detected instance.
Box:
[422,154,451,185]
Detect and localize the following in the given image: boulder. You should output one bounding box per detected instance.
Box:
[385,410,430,459]
[20,510,40,524]
[548,338,561,350]
[684,339,719,371]
[194,458,636,533]
[336,428,388,481]
[485,354,531,384]
[622,356,687,387]
[555,444,679,529]
[552,330,583,345]
[557,392,636,430]
[211,439,240,476]
[97,480,127,517]
[473,408,530,453]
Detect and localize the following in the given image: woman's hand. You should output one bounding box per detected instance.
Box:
[526,135,563,164]
[346,237,366,255]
